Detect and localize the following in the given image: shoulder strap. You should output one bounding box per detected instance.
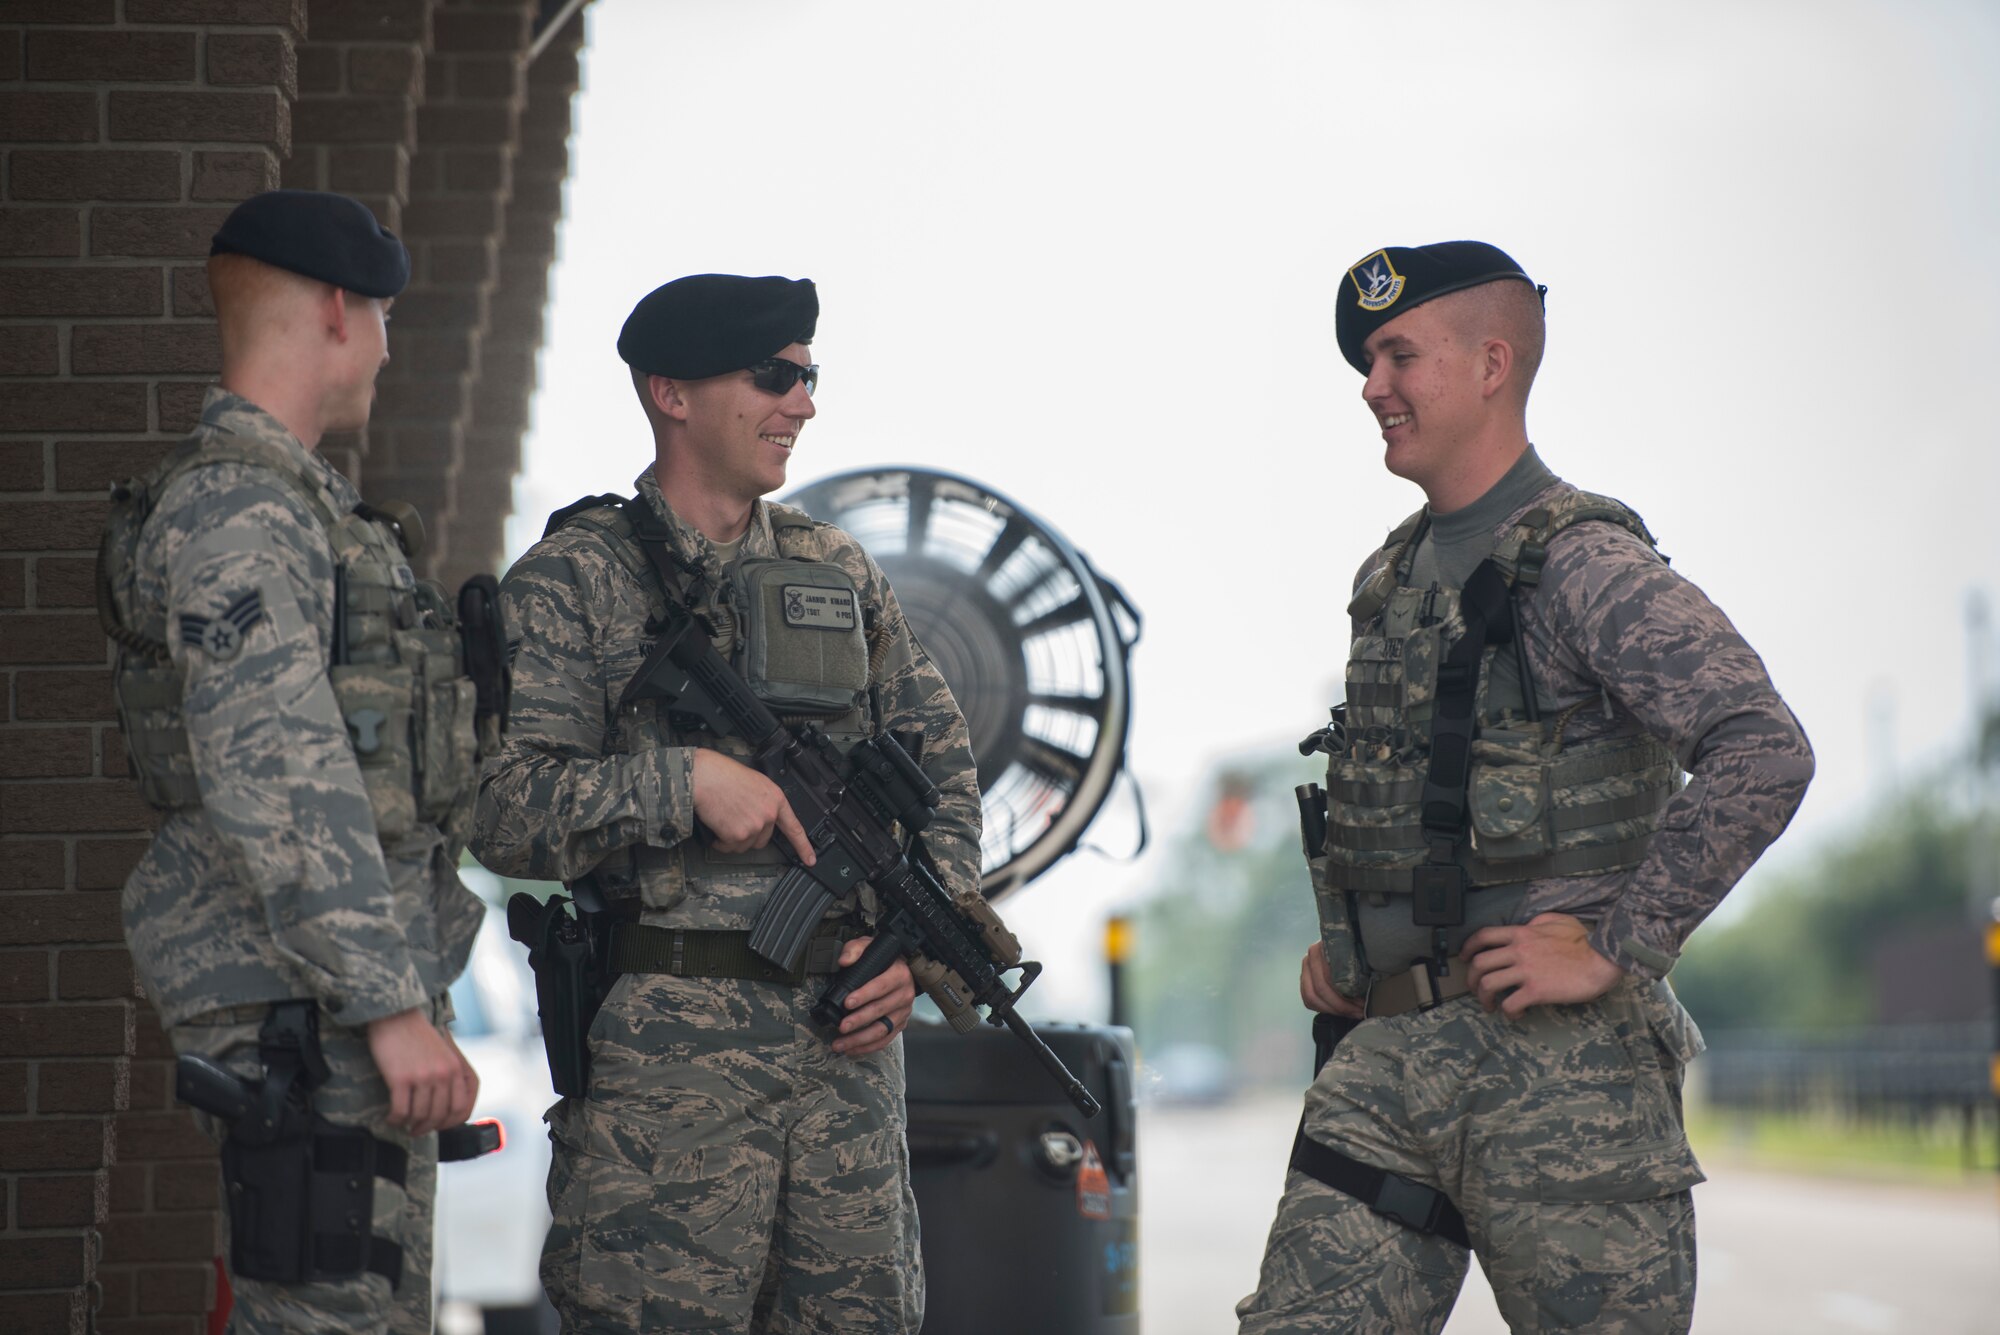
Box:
[1346,507,1429,622]
[1499,490,1659,592]
[543,492,628,539]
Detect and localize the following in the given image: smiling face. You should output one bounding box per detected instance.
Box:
[667,340,818,504]
[1357,298,1488,491]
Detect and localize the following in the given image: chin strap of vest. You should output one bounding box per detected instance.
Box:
[1413,559,1518,969]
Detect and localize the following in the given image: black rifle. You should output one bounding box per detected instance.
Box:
[622,599,1100,1117]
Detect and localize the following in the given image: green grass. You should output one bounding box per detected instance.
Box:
[1686,1105,2000,1184]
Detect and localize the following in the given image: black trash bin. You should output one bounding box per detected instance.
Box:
[905,1018,1140,1335]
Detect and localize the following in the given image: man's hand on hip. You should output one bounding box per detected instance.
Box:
[1300,941,1365,1019]
[1460,912,1624,1017]
[691,747,816,862]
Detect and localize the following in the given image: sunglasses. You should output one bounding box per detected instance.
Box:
[747,357,819,397]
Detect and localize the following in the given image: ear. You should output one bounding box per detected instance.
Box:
[1478,336,1515,401]
[325,283,351,343]
[647,374,690,421]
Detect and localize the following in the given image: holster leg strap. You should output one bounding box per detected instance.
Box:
[1289,1123,1471,1249]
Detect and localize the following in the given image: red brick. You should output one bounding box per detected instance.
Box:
[0,1115,114,1169]
[0,1004,131,1061]
[382,286,483,329]
[111,1108,210,1163]
[0,323,60,375]
[33,555,95,607]
[91,206,234,259]
[0,949,50,1001]
[454,54,521,101]
[1,498,109,548]
[190,147,276,201]
[434,8,530,54]
[102,1209,219,1264]
[0,838,65,889]
[72,324,220,375]
[125,0,305,31]
[441,145,508,193]
[307,1,428,43]
[127,1057,167,1110]
[151,1161,217,1211]
[348,43,422,95]
[397,329,476,375]
[0,1235,88,1290]
[107,1159,146,1211]
[133,1009,173,1059]
[416,101,515,148]
[157,382,209,432]
[24,29,197,81]
[11,149,182,202]
[0,894,126,947]
[0,617,113,667]
[0,727,91,778]
[38,1057,128,1110]
[76,836,149,888]
[0,1059,26,1112]
[325,144,407,196]
[0,1290,88,1334]
[0,267,162,318]
[137,1264,210,1313]
[0,381,145,431]
[98,1260,135,1315]
[291,94,412,144]
[109,90,286,147]
[0,90,96,141]
[17,1171,106,1226]
[168,266,213,316]
[0,0,116,19]
[0,557,25,607]
[2,778,153,831]
[54,441,171,492]
[0,206,81,257]
[0,441,43,489]
[205,32,295,95]
[57,948,135,1000]
[0,29,18,80]
[294,43,338,94]
[103,726,130,781]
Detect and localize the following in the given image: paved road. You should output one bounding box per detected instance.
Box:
[1142,1094,1999,1335]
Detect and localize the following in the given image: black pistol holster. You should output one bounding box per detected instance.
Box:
[182,1001,411,1288]
[507,885,611,1098]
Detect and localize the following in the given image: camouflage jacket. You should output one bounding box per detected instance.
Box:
[1349,474,1815,980]
[115,388,481,1029]
[471,465,983,928]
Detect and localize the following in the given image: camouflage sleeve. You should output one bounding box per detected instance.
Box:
[1538,525,1816,978]
[163,473,426,1025]
[855,548,984,904]
[469,539,696,883]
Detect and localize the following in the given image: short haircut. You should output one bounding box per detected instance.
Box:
[1441,279,1546,402]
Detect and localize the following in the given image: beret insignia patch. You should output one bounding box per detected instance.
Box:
[179,589,265,661]
[1349,250,1406,312]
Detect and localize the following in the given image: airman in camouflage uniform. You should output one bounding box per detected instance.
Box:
[1238,242,1815,1334]
[471,274,980,1332]
[101,191,483,1335]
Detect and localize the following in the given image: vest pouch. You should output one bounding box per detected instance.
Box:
[115,662,202,810]
[330,663,417,840]
[1308,854,1367,997]
[1469,730,1554,863]
[731,557,869,716]
[393,627,477,828]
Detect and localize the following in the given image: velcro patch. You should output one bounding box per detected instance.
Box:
[179,589,265,661]
[782,585,857,631]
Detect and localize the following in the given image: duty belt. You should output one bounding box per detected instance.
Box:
[1366,960,1474,1018]
[608,924,849,985]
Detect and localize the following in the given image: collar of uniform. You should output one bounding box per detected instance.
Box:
[630,463,780,574]
[198,386,338,491]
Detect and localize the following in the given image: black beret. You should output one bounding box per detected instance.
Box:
[1335,240,1542,373]
[209,190,410,299]
[617,274,818,379]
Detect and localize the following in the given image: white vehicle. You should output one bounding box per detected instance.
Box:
[436,867,559,1335]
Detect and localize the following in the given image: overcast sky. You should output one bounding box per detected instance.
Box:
[507,0,2000,1017]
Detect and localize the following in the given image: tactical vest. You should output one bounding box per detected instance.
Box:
[1318,490,1681,899]
[97,435,484,844]
[550,496,877,877]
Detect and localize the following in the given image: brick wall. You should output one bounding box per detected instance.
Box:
[0,1,590,1328]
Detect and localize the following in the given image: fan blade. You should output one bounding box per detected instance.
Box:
[1019,737,1090,790]
[1016,594,1093,639]
[905,472,936,557]
[1029,691,1109,722]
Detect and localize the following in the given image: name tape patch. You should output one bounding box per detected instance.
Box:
[782,585,858,631]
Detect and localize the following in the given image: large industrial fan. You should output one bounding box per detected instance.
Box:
[784,468,1141,900]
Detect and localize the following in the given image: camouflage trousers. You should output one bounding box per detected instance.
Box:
[542,970,922,1333]
[1238,978,1705,1334]
[174,1001,440,1335]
